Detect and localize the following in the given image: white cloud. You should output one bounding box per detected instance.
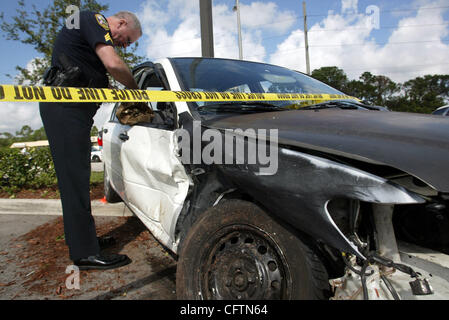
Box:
[0,102,41,134]
[341,0,359,14]
[239,2,296,34]
[0,57,44,134]
[270,0,449,83]
[137,0,448,84]
[139,0,295,61]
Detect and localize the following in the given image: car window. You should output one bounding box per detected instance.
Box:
[145,86,164,111]
[108,67,176,129]
[170,58,344,109]
[433,108,446,115]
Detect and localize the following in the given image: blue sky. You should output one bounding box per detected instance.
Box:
[0,0,448,133]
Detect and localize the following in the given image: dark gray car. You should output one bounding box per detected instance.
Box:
[102,58,449,300]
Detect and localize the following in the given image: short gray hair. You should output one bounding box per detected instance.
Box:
[113,11,142,35]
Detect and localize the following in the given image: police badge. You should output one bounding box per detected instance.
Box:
[95,14,110,31]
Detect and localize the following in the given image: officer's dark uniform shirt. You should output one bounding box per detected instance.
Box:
[51,11,114,88]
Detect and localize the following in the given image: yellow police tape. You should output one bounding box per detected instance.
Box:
[0,84,358,104]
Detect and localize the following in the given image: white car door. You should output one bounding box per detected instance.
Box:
[118,65,190,249]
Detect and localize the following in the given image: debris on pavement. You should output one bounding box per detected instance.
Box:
[0,216,177,300]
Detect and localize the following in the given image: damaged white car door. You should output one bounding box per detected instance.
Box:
[106,65,190,250]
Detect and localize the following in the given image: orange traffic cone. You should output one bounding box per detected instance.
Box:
[100,196,107,204]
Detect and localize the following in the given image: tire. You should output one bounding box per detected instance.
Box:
[103,165,122,203]
[176,199,331,300]
[92,155,100,162]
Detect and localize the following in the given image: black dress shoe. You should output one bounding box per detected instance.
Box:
[97,235,116,249]
[74,253,131,270]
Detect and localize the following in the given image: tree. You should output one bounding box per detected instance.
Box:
[0,126,47,149]
[13,125,47,141]
[353,72,399,106]
[30,127,47,141]
[91,126,99,137]
[310,66,448,113]
[16,125,33,138]
[0,0,145,85]
[0,132,14,149]
[311,67,349,93]
[402,75,449,113]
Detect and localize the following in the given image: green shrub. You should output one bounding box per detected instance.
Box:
[0,147,57,193]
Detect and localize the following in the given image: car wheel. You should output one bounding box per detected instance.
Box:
[176,199,331,300]
[103,164,122,203]
[92,155,100,162]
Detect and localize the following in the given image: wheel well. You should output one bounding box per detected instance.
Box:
[211,192,345,279]
[176,197,333,299]
[176,184,345,280]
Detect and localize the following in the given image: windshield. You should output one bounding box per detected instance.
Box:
[170,58,349,110]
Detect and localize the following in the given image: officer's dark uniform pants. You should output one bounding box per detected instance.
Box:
[39,102,100,261]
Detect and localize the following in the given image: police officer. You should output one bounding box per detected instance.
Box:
[39,10,143,270]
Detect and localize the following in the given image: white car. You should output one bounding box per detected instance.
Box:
[91,146,103,162]
[102,58,449,300]
[432,105,449,116]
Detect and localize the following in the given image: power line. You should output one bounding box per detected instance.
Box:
[143,5,449,48]
[239,40,449,62]
[308,23,449,33]
[300,5,449,18]
[145,5,449,58]
[155,38,449,60]
[309,39,449,48]
[227,24,449,50]
[343,63,449,73]
[149,37,449,62]
[147,21,449,49]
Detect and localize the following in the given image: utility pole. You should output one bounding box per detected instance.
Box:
[199,0,214,57]
[303,1,311,75]
[233,0,243,59]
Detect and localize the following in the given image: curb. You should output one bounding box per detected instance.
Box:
[0,198,133,217]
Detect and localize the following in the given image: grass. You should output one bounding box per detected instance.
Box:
[90,171,104,185]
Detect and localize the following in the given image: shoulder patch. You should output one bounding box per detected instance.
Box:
[104,32,113,44]
[95,14,110,31]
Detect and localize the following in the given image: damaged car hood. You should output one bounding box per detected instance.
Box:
[203,109,449,192]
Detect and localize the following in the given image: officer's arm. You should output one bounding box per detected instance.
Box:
[95,43,138,89]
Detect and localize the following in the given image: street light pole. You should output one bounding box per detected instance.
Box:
[233,0,243,59]
[199,0,214,57]
[303,1,311,75]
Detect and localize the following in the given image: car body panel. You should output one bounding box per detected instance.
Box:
[203,109,449,192]
[102,59,191,251]
[102,121,127,200]
[120,125,190,250]
[211,144,424,258]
